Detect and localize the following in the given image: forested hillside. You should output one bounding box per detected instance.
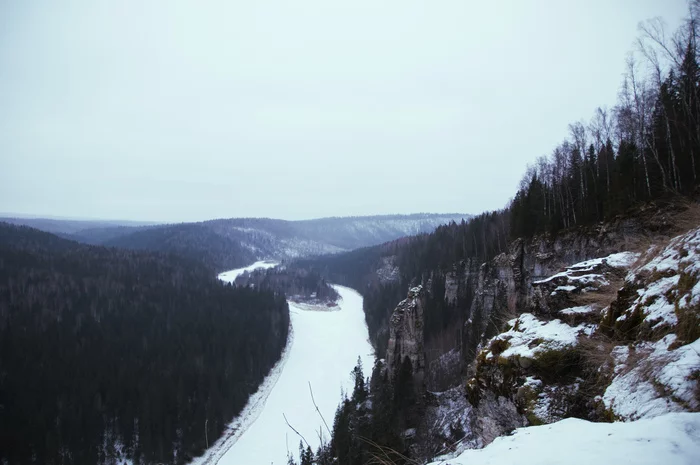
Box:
[291,9,700,464]
[0,223,289,465]
[233,266,340,303]
[104,222,257,272]
[296,7,700,361]
[5,214,470,273]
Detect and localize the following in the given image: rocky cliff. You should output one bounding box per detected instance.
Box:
[381,203,700,459]
[386,286,426,385]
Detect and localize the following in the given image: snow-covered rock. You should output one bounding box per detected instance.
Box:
[603,335,700,420]
[464,231,700,443]
[487,313,587,361]
[466,311,589,430]
[534,251,639,299]
[600,227,700,420]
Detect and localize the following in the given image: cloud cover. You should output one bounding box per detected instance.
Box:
[0,0,687,221]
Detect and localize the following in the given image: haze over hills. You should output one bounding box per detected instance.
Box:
[0,216,157,235]
[3,2,699,465]
[1,213,471,271]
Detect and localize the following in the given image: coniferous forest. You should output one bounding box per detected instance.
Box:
[2,5,700,465]
[0,223,289,465]
[299,7,700,360]
[291,9,700,465]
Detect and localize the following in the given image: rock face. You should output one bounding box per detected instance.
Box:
[458,226,700,451]
[411,213,685,454]
[375,204,693,458]
[439,219,653,368]
[386,286,426,383]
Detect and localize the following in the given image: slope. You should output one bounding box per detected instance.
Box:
[0,222,289,465]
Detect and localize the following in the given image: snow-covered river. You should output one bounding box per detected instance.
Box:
[192,261,374,465]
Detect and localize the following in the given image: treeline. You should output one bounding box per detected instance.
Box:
[287,357,424,465]
[0,223,289,465]
[104,222,256,272]
[295,211,511,357]
[234,266,339,303]
[512,13,700,237]
[297,7,700,360]
[297,7,700,465]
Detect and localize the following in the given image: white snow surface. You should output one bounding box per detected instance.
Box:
[621,226,700,329]
[559,304,597,315]
[534,251,639,285]
[631,275,680,328]
[217,260,278,283]
[193,268,374,465]
[490,314,584,360]
[429,412,700,465]
[603,335,700,420]
[638,227,700,277]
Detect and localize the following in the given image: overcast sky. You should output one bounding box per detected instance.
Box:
[0,0,688,222]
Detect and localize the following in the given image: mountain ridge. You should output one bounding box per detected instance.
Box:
[3,213,472,272]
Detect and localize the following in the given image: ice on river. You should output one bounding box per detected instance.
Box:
[194,268,374,465]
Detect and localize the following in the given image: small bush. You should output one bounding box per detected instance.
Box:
[689,370,700,405]
[531,346,583,382]
[648,268,677,283]
[677,271,698,295]
[675,302,700,344]
[489,337,511,356]
[526,412,545,426]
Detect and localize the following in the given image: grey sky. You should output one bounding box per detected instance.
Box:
[0,1,688,222]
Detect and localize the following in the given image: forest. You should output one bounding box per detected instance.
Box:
[234,266,339,303]
[298,4,700,359]
[0,223,289,465]
[103,222,257,272]
[290,8,700,464]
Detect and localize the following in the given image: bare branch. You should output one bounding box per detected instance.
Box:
[308,381,333,438]
[283,413,311,449]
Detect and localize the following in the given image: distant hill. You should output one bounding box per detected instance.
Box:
[0,216,156,235]
[104,222,257,271]
[6,213,472,271]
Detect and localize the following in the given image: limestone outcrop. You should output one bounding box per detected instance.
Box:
[386,286,426,383]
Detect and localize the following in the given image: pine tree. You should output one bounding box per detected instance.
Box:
[351,357,367,403]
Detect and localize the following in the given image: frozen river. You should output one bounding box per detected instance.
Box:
[192,262,374,465]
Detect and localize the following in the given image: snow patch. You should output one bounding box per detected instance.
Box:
[603,336,700,420]
[491,314,585,360]
[534,251,639,285]
[428,412,700,465]
[559,304,597,315]
[217,261,278,283]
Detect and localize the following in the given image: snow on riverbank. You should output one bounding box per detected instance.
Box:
[190,318,295,465]
[192,268,374,465]
[216,285,374,465]
[430,412,700,465]
[217,260,278,283]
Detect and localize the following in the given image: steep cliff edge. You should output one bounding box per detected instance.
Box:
[451,225,700,456]
[374,203,700,459]
[386,286,426,385]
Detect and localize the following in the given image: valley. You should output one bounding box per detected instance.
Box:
[3,2,700,464]
[193,263,374,465]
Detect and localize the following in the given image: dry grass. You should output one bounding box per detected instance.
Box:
[575,285,620,307]
[578,333,654,391]
[578,334,617,375]
[669,200,700,235]
[360,437,422,465]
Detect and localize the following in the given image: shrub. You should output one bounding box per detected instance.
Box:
[489,337,510,356]
[531,346,583,382]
